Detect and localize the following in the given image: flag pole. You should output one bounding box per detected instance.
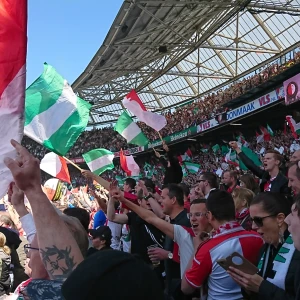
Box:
[157,131,163,141]
[63,156,83,172]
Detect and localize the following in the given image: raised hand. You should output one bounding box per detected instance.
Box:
[162,141,169,152]
[229,141,239,150]
[4,140,41,193]
[81,170,94,179]
[153,148,161,158]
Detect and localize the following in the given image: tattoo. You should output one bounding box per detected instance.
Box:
[40,245,76,280]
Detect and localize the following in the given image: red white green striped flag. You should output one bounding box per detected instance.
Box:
[0,0,27,198]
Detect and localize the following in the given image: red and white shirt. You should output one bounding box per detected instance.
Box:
[185,222,263,300]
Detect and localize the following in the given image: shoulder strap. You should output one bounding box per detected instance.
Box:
[144,224,163,248]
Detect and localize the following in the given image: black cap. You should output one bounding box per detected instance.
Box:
[88,226,112,241]
[62,250,164,300]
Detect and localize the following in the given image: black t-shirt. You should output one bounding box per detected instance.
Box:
[127,211,165,264]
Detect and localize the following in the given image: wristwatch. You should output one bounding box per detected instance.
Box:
[144,194,153,201]
[168,252,173,260]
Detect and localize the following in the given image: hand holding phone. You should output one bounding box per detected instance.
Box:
[217,252,258,275]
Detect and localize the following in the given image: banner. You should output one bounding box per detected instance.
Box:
[226,87,284,121]
[145,126,197,149]
[284,73,300,105]
[114,146,144,157]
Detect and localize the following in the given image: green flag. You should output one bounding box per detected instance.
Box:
[114,111,149,146]
[267,124,274,136]
[212,144,220,153]
[83,149,115,175]
[239,146,262,171]
[25,63,91,156]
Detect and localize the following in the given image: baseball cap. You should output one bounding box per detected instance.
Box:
[89,225,112,241]
[62,250,164,300]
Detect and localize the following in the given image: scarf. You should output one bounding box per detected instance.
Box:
[258,234,295,290]
[213,221,244,237]
[235,208,249,220]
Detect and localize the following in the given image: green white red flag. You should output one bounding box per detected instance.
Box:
[123,90,167,131]
[0,0,27,198]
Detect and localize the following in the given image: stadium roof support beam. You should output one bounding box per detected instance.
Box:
[147,84,164,108]
[139,90,194,98]
[165,71,232,79]
[251,13,283,51]
[235,12,239,76]
[174,63,198,95]
[199,45,279,54]
[206,39,235,76]
[136,3,192,45]
[212,32,279,52]
[247,3,300,13]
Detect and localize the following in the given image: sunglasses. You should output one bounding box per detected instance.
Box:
[24,244,40,255]
[250,214,277,227]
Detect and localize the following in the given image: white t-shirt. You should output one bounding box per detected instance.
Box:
[107,220,122,250]
[173,225,194,278]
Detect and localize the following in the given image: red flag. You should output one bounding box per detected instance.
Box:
[40,152,71,184]
[0,1,27,198]
[260,126,271,142]
[123,89,167,131]
[120,149,130,175]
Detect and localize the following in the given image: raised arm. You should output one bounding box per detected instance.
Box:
[5,140,83,280]
[107,195,128,224]
[81,170,110,191]
[114,191,174,239]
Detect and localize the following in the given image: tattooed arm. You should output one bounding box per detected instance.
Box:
[4,140,83,280]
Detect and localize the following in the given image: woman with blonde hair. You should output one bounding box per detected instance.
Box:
[0,232,12,296]
[232,187,255,230]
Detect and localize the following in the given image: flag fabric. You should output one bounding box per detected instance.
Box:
[83,149,114,175]
[114,111,148,146]
[184,162,200,174]
[40,152,71,183]
[239,147,262,171]
[267,124,274,136]
[24,63,91,156]
[120,149,140,176]
[212,144,220,153]
[286,115,300,139]
[256,131,264,144]
[181,165,188,177]
[225,149,239,167]
[0,0,28,199]
[178,149,192,163]
[221,145,229,155]
[260,126,271,142]
[123,90,167,131]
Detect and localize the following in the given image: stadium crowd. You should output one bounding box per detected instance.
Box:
[3,45,299,300]
[21,48,300,158]
[2,127,300,299]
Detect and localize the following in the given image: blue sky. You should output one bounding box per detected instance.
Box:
[27,0,123,86]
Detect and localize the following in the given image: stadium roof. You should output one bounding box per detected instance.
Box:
[72,0,300,126]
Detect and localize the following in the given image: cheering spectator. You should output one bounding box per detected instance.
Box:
[230,142,290,195]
